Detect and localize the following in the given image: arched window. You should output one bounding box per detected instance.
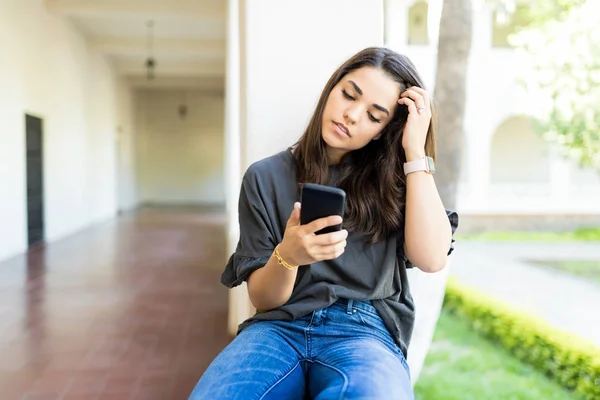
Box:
[408,1,429,46]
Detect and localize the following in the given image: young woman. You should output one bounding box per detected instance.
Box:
[190,47,459,400]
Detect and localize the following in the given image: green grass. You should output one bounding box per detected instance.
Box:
[457,227,600,242]
[527,259,600,283]
[414,310,584,400]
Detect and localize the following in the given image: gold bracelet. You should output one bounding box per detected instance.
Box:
[273,245,299,271]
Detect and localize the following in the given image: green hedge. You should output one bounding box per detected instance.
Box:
[443,278,600,400]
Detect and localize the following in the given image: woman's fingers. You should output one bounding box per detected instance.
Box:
[400,86,430,112]
[311,229,348,246]
[311,240,347,260]
[398,97,418,115]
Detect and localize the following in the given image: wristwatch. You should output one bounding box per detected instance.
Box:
[404,156,435,175]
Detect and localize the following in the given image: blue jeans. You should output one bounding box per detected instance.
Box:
[189,299,414,400]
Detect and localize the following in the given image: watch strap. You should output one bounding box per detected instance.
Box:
[404,156,435,175]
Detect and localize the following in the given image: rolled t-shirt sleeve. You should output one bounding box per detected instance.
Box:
[221,167,277,288]
[446,209,459,256]
[396,208,460,267]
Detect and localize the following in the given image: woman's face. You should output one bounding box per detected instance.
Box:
[321,66,401,164]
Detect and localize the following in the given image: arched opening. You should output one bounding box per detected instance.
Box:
[490,116,550,184]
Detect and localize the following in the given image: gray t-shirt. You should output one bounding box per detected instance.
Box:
[221,148,459,357]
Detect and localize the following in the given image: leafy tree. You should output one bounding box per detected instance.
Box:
[509,0,599,169]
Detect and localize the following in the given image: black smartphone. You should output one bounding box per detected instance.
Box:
[300,183,346,235]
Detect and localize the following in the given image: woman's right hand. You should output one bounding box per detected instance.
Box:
[277,202,348,266]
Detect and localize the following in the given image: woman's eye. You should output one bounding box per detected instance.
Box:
[342,89,354,100]
[341,89,380,123]
[369,113,381,123]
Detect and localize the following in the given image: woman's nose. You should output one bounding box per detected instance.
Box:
[344,106,360,125]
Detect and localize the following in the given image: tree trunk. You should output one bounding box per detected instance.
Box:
[434,0,473,210]
[406,0,472,384]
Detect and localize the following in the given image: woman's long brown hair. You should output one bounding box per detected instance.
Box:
[294,47,437,243]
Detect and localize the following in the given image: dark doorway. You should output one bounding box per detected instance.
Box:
[25,114,45,246]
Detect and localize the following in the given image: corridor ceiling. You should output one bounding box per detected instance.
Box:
[46,0,226,90]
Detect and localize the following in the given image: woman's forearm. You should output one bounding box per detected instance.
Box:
[247,252,298,311]
[404,171,452,272]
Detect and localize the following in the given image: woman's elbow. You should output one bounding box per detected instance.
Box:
[248,286,288,312]
[415,255,448,273]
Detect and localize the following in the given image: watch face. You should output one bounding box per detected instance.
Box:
[427,156,435,173]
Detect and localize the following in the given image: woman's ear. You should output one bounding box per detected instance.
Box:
[373,134,382,140]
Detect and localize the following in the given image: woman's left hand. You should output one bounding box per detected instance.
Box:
[398,86,431,161]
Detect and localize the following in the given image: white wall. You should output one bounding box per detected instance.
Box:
[135,90,226,206]
[0,0,134,262]
[242,0,385,167]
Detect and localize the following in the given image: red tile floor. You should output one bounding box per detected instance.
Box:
[0,208,232,399]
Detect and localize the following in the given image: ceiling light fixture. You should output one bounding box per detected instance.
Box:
[145,20,156,80]
[178,91,188,120]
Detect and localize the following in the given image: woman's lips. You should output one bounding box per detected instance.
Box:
[333,121,350,137]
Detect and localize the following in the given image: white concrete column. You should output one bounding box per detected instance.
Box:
[224,0,241,252]
[406,260,451,383]
[224,0,245,336]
